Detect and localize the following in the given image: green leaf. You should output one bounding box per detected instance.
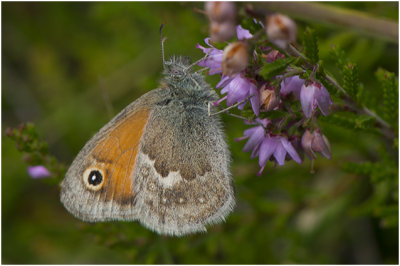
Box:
[265,109,286,120]
[341,161,374,175]
[356,83,366,106]
[376,68,398,128]
[320,112,378,133]
[329,45,347,71]
[302,27,319,64]
[259,57,294,81]
[342,160,397,183]
[240,17,263,35]
[6,123,66,182]
[354,115,375,129]
[342,63,360,100]
[316,72,339,96]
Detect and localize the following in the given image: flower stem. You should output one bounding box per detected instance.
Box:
[276,67,304,83]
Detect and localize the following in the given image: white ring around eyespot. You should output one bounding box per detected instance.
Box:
[82,167,105,191]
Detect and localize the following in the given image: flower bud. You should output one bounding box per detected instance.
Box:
[205,2,236,23]
[222,41,249,76]
[266,14,297,49]
[210,21,236,43]
[263,50,285,63]
[259,85,280,111]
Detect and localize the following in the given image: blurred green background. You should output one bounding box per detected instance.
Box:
[2,2,398,264]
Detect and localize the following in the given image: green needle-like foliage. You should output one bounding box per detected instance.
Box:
[259,57,294,80]
[376,68,399,129]
[303,27,319,64]
[343,63,360,100]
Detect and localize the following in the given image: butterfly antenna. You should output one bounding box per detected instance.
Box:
[160,24,167,69]
[184,51,211,72]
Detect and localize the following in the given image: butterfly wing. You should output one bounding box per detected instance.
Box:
[60,89,164,221]
[60,88,234,236]
[133,98,234,236]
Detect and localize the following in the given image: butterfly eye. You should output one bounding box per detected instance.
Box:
[83,168,105,191]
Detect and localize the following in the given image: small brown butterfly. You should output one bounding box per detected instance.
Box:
[60,31,235,236]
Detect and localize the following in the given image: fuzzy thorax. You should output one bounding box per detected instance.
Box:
[162,56,217,102]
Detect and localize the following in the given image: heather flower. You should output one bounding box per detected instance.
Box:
[281,78,331,117]
[236,25,253,40]
[198,25,259,114]
[205,2,237,42]
[237,118,302,175]
[288,136,304,161]
[236,118,269,158]
[280,75,305,99]
[301,129,331,159]
[311,131,331,159]
[196,38,224,75]
[266,14,297,49]
[217,74,260,115]
[222,41,249,76]
[259,84,280,112]
[197,25,253,75]
[28,165,51,179]
[301,130,314,159]
[257,135,302,175]
[210,21,236,43]
[264,50,285,63]
[300,82,332,118]
[205,2,236,23]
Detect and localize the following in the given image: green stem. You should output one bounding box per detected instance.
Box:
[277,67,304,83]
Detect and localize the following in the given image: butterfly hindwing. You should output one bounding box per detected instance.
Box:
[132,99,234,236]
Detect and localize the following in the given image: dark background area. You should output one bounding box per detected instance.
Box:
[2,2,398,264]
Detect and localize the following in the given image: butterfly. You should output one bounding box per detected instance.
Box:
[60,29,235,236]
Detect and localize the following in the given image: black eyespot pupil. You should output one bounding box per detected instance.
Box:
[88,170,103,186]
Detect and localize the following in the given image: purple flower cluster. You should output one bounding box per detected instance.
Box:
[196,38,223,75]
[281,77,332,118]
[236,118,302,175]
[197,26,260,115]
[197,23,333,174]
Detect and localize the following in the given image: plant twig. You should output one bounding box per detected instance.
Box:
[324,73,347,95]
[255,2,398,43]
[287,42,396,140]
[362,107,391,130]
[325,74,392,133]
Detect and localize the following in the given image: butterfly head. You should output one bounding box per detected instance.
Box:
[162,56,211,96]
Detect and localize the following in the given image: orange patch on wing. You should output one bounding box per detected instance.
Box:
[88,108,151,203]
